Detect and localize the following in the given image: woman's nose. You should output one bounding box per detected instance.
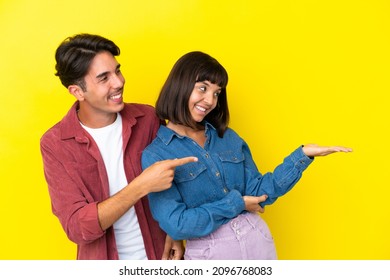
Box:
[203,91,214,104]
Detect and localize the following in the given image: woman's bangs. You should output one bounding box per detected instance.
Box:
[197,64,228,88]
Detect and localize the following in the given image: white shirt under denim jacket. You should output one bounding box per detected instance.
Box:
[141,122,313,241]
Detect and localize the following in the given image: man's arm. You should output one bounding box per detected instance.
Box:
[97,157,198,230]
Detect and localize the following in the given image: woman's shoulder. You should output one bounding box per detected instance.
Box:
[223,127,242,139]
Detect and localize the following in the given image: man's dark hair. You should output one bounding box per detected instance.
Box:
[55,33,120,91]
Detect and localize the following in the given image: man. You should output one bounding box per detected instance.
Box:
[40,33,197,260]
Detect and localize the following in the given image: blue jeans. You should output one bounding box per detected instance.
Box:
[184,212,277,260]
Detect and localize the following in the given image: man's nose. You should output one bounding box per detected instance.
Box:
[111,73,124,88]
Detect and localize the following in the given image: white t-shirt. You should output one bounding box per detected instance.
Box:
[81,114,147,260]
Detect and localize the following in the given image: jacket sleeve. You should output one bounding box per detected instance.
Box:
[141,150,245,241]
[40,134,105,245]
[243,144,314,207]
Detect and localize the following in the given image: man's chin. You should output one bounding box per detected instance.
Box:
[111,101,125,112]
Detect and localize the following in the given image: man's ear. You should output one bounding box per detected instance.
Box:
[68,85,85,101]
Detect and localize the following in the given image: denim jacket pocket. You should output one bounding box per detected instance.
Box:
[174,161,207,183]
[218,151,245,188]
[174,161,213,207]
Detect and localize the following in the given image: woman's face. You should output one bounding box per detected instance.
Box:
[188,80,221,123]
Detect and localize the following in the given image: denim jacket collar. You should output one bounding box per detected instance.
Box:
[157,122,217,145]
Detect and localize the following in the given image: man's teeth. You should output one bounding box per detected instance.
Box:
[110,94,121,100]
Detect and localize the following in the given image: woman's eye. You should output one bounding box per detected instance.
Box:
[199,86,206,92]
[214,91,221,97]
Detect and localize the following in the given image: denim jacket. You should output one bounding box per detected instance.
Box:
[141,122,313,240]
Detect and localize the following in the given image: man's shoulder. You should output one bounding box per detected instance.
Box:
[121,103,159,124]
[41,119,62,141]
[123,103,156,115]
[41,102,79,144]
[40,120,66,154]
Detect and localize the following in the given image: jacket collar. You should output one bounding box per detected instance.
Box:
[59,101,146,141]
[157,121,216,145]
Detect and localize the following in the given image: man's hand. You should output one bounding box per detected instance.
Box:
[243,195,268,213]
[135,157,198,195]
[162,235,184,260]
[97,157,197,231]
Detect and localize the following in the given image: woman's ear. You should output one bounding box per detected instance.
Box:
[68,85,85,101]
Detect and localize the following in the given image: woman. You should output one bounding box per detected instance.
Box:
[141,51,352,259]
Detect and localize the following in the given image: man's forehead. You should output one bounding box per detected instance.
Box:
[88,52,119,76]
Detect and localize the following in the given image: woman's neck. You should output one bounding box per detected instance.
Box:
[167,122,206,147]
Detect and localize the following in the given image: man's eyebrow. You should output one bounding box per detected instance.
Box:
[96,71,109,80]
[95,64,121,79]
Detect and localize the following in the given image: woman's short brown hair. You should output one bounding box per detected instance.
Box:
[156,51,229,137]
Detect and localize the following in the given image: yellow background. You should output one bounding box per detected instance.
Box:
[1,0,389,260]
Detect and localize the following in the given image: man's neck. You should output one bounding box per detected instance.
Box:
[77,109,118,128]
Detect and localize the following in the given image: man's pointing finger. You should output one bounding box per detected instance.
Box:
[168,157,198,168]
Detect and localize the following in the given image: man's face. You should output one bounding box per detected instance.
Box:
[77,51,125,122]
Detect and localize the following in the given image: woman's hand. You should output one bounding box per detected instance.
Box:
[161,235,184,260]
[243,195,268,213]
[302,144,353,157]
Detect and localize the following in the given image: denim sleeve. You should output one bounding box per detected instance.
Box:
[244,145,313,207]
[141,150,245,240]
